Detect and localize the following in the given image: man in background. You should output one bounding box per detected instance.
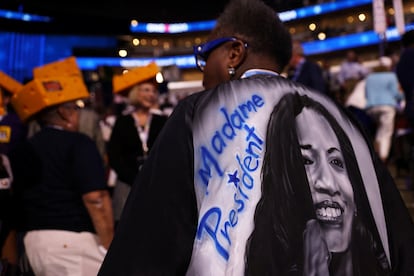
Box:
[287,40,328,96]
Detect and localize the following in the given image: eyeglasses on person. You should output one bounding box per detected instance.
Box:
[193,37,248,72]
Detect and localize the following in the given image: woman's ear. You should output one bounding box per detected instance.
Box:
[228,40,248,68]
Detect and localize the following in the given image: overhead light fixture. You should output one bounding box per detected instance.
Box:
[118,49,128,57]
[0,9,52,22]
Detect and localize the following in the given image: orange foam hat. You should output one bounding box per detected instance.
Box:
[0,70,24,95]
[0,70,24,115]
[112,62,159,94]
[11,57,89,122]
[33,56,82,78]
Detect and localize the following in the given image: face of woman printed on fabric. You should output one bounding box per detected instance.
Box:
[296,108,356,253]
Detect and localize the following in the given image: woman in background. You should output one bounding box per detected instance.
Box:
[108,63,168,225]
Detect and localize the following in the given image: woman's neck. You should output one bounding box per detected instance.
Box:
[133,109,151,127]
[134,106,151,114]
[329,250,352,276]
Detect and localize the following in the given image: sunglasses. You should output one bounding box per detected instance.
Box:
[193,37,248,72]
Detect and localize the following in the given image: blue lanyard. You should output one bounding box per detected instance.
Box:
[240,69,279,79]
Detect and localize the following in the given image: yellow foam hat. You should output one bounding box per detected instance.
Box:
[33,56,81,78]
[11,76,89,122]
[0,70,24,115]
[0,70,23,95]
[11,57,89,122]
[112,62,159,94]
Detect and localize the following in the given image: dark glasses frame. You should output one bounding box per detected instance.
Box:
[193,37,248,72]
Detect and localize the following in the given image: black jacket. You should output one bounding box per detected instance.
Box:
[99,75,414,275]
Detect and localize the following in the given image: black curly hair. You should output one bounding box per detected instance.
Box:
[211,0,292,71]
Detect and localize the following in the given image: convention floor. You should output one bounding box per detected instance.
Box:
[388,162,414,221]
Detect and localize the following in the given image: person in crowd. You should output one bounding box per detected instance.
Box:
[28,98,107,161]
[395,30,414,185]
[365,56,404,163]
[287,40,328,96]
[396,29,414,128]
[78,100,107,159]
[98,0,414,275]
[0,72,27,157]
[343,75,378,140]
[321,58,340,100]
[107,62,168,225]
[337,49,370,85]
[337,49,370,104]
[245,93,390,275]
[0,71,26,275]
[8,64,114,276]
[27,57,107,162]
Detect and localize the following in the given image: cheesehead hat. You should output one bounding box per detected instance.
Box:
[33,56,81,78]
[112,62,159,94]
[0,70,24,95]
[0,71,24,116]
[11,57,89,122]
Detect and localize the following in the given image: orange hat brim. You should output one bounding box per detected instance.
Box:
[112,62,159,94]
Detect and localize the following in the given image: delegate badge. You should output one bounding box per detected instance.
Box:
[0,126,11,143]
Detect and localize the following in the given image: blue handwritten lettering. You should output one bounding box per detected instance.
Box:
[197,94,264,185]
[197,121,264,261]
[197,207,229,260]
[198,146,224,186]
[212,131,227,154]
[234,192,245,212]
[244,124,263,159]
[220,209,238,246]
[252,94,264,108]
[220,108,238,139]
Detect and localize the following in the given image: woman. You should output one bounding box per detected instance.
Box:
[108,63,168,224]
[9,76,114,276]
[245,93,390,275]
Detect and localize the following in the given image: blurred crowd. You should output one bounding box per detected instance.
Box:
[0,58,171,275]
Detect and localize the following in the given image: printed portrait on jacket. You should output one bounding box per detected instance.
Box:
[96,74,414,276]
[245,93,390,275]
[189,77,393,275]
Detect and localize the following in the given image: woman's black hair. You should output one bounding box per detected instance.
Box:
[245,92,390,275]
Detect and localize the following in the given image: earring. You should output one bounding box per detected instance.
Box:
[228,67,236,77]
